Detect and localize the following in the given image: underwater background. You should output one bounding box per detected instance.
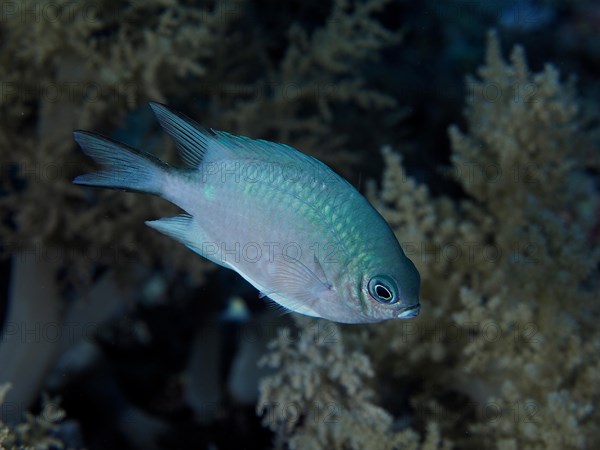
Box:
[1,0,599,449]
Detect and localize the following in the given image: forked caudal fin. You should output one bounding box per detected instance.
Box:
[72,131,169,195]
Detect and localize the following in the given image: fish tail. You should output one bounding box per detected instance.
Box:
[73,131,168,196]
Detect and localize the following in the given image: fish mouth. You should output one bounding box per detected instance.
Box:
[397,304,420,319]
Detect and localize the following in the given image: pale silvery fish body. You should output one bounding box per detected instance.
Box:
[73,103,421,323]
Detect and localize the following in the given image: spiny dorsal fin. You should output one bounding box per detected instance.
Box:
[149,103,351,193]
[149,102,211,167]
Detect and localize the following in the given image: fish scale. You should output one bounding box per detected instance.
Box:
[73,103,421,323]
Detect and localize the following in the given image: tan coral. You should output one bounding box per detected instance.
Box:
[260,30,600,449]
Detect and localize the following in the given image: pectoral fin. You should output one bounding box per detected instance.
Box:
[258,256,334,317]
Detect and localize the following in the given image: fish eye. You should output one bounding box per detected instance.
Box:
[367,276,399,304]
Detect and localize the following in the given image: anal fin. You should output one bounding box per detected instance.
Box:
[145,214,229,268]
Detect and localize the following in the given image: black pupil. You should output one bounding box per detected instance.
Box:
[375,284,392,300]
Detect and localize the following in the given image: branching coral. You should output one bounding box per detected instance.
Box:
[257,317,451,450]
[2,1,598,447]
[439,31,599,450]
[0,0,237,286]
[374,30,600,449]
[0,1,411,446]
[212,0,402,170]
[0,384,68,449]
[0,0,402,288]
[259,31,600,449]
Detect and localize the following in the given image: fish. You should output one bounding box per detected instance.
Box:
[73,103,421,323]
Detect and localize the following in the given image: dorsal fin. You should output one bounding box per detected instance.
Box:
[149,102,211,167]
[211,130,296,155]
[211,129,320,168]
[149,103,352,194]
